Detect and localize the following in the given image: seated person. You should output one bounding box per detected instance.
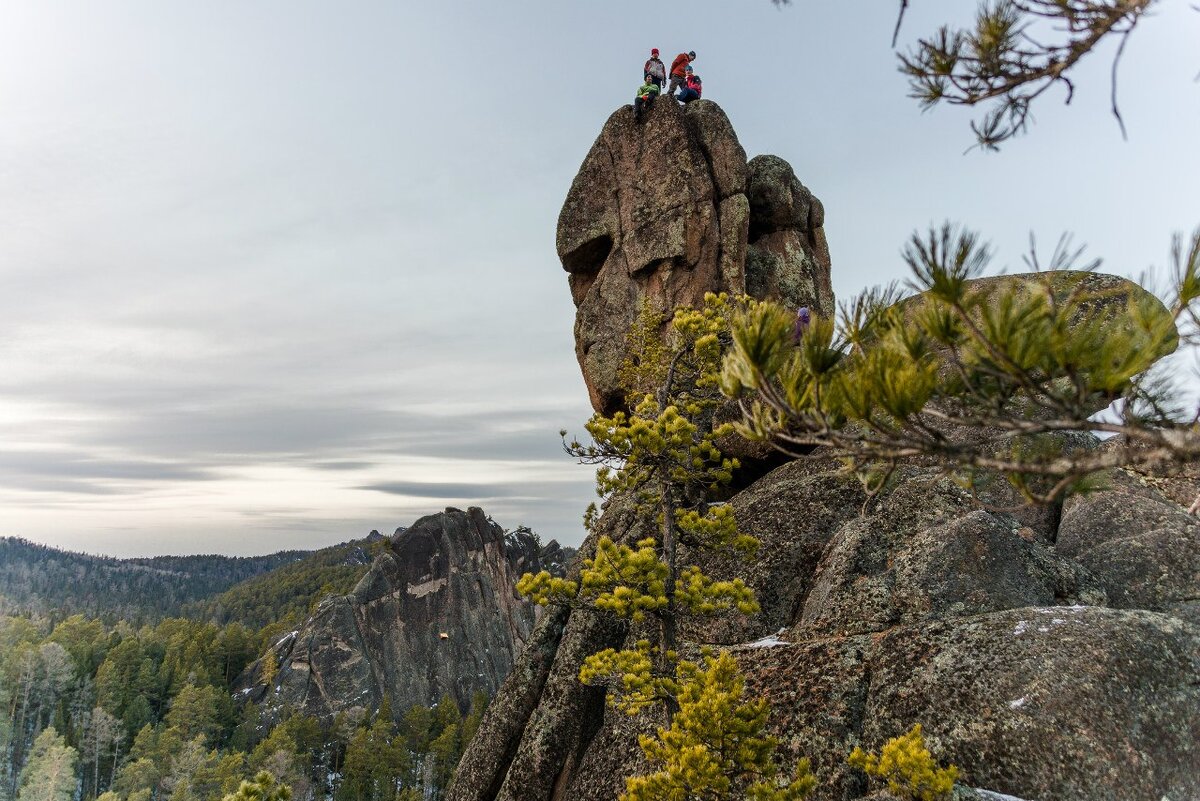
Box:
[634,77,660,122]
[677,66,702,104]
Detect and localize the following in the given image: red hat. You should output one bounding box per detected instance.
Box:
[651,48,659,55]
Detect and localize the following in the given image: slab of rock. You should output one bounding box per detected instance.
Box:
[861,607,1200,801]
[1058,462,1200,618]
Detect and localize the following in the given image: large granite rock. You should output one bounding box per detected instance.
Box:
[449,454,1200,801]
[238,508,570,721]
[1058,443,1200,623]
[558,99,832,414]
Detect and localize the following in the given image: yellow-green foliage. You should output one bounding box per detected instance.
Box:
[578,640,670,716]
[580,538,669,620]
[221,772,291,801]
[515,571,578,606]
[675,566,758,617]
[524,293,809,801]
[848,724,959,801]
[622,652,816,801]
[721,224,1195,503]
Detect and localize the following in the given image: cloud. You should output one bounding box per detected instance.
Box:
[357,481,519,499]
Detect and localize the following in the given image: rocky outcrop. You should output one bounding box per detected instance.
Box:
[449,104,1200,801]
[558,99,833,414]
[450,456,1200,801]
[238,508,571,720]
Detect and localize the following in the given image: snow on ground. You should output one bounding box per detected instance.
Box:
[744,628,789,648]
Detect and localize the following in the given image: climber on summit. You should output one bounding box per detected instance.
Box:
[643,48,666,91]
[676,66,702,104]
[667,50,695,98]
[634,74,660,123]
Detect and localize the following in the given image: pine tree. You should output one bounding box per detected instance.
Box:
[848,725,958,801]
[521,294,812,800]
[774,0,1166,150]
[16,728,77,801]
[221,772,291,801]
[723,225,1200,505]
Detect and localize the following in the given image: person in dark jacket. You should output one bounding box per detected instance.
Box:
[643,48,666,90]
[667,50,695,97]
[677,66,702,104]
[634,76,660,123]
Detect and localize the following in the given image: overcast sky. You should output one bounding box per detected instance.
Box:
[0,1,1196,557]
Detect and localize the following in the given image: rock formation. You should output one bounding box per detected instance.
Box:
[238,508,571,720]
[558,98,832,415]
[447,102,1200,801]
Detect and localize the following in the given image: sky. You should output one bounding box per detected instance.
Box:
[0,1,1196,557]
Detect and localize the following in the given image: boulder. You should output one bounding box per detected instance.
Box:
[452,104,1198,801]
[449,452,1198,801]
[1058,454,1200,620]
[896,271,1176,416]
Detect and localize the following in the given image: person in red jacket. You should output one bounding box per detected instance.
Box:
[667,50,695,98]
[677,66,703,104]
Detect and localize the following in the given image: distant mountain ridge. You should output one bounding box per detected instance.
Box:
[0,535,310,622]
[184,529,400,632]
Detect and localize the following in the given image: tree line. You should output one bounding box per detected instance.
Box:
[1,613,480,801]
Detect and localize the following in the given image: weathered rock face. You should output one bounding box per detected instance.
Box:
[450,455,1200,801]
[745,154,834,317]
[558,99,833,414]
[239,508,570,720]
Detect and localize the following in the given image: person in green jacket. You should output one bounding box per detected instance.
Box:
[634,77,660,123]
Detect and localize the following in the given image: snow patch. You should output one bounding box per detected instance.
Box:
[973,790,1034,801]
[1012,620,1029,636]
[272,630,299,648]
[1008,696,1027,709]
[745,629,789,648]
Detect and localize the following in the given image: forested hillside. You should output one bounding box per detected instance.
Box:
[0,613,478,801]
[184,533,391,636]
[0,539,308,624]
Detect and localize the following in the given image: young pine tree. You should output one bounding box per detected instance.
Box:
[16,728,77,801]
[520,293,813,800]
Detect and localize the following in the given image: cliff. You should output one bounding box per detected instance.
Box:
[238,507,571,720]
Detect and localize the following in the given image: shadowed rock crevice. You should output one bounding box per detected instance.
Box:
[562,234,613,277]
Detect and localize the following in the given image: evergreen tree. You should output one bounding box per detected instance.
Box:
[164,685,222,746]
[16,729,76,801]
[722,225,1200,504]
[521,294,813,799]
[774,0,1168,150]
[221,772,291,801]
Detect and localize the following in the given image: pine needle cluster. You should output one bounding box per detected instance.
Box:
[722,224,1200,505]
[847,725,958,801]
[623,652,816,801]
[897,0,1157,149]
[221,772,291,801]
